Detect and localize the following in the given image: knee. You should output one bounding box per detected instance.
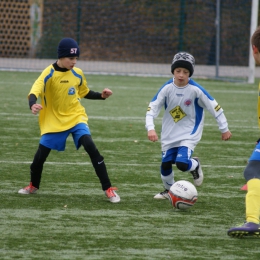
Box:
[161,161,172,176]
[80,135,97,155]
[176,161,189,172]
[161,161,172,171]
[244,161,260,181]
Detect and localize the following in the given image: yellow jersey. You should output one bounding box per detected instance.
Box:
[29,64,90,135]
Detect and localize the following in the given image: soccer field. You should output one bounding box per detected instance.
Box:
[1,71,260,260]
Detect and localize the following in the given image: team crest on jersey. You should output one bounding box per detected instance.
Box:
[169,106,187,123]
[184,99,192,106]
[68,87,75,95]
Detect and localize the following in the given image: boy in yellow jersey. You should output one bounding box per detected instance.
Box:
[227,27,260,237]
[18,38,120,203]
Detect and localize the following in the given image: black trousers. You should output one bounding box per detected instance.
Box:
[30,134,111,190]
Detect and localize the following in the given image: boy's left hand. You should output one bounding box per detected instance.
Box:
[222,130,232,141]
[101,88,113,98]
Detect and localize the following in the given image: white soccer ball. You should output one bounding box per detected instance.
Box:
[168,180,198,210]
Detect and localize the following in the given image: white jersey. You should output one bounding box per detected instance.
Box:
[146,78,229,151]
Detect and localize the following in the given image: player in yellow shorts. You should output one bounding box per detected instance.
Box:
[227,27,260,237]
[18,38,120,203]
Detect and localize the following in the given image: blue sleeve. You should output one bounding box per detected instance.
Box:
[189,79,214,100]
[151,78,173,102]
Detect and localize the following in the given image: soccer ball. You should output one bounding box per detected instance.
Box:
[168,180,198,210]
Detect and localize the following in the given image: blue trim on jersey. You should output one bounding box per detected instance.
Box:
[189,79,214,100]
[151,78,173,102]
[44,68,54,92]
[191,98,203,134]
[71,69,82,86]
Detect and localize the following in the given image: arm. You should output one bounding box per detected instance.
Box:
[145,87,167,142]
[29,94,37,109]
[215,113,232,140]
[198,95,232,141]
[146,114,158,142]
[28,69,48,115]
[84,88,113,100]
[28,94,43,115]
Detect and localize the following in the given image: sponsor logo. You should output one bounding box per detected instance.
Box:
[176,94,184,97]
[98,160,104,164]
[169,105,187,122]
[147,107,151,111]
[68,87,75,95]
[60,80,69,83]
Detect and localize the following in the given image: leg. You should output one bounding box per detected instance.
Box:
[18,144,51,194]
[154,161,174,199]
[227,157,260,237]
[175,146,203,186]
[79,135,120,203]
[79,135,111,191]
[154,149,176,199]
[160,161,174,190]
[227,163,260,238]
[244,161,260,224]
[30,144,51,188]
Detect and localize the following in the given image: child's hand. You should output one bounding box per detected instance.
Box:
[148,130,158,142]
[221,130,232,141]
[101,88,113,98]
[31,104,43,115]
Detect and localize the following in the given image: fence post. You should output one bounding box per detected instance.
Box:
[248,0,259,84]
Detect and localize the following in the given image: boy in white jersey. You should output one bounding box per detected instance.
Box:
[18,38,120,203]
[227,26,260,238]
[145,52,232,199]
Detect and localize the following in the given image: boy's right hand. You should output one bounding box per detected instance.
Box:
[148,130,158,142]
[31,104,43,115]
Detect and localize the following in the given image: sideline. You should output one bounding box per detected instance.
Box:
[1,58,259,80]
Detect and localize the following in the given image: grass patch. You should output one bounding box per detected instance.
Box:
[1,71,260,259]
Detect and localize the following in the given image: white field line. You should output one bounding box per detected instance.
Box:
[0,112,258,127]
[0,135,257,145]
[0,160,246,168]
[0,80,258,94]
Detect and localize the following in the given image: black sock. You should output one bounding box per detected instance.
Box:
[30,144,51,188]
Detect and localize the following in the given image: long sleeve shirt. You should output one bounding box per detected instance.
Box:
[146,78,229,151]
[28,63,91,135]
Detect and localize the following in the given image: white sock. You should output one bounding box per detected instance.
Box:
[161,172,174,190]
[189,158,199,171]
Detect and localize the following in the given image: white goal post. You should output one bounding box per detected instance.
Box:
[248,0,259,83]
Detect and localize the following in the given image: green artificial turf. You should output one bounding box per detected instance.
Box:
[1,71,260,259]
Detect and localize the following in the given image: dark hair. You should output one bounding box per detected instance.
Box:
[251,26,260,50]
